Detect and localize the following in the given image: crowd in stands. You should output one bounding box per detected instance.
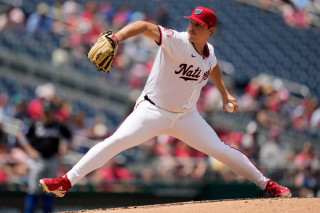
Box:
[241,0,320,28]
[0,0,320,198]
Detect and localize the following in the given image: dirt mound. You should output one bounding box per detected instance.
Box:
[65,198,320,213]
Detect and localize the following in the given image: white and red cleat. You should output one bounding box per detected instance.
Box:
[265,180,291,198]
[39,175,72,197]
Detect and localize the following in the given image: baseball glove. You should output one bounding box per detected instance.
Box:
[88,31,118,73]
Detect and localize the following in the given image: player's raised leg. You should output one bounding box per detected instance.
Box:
[172,110,291,197]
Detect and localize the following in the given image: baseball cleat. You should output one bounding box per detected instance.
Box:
[265,180,291,198]
[39,175,72,197]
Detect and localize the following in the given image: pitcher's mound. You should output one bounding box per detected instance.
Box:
[66,198,320,213]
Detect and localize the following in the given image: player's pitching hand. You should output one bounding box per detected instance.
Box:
[223,95,238,113]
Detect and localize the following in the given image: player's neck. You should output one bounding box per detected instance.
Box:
[192,41,208,57]
[192,41,207,55]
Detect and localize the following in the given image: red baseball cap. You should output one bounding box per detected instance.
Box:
[184,6,217,28]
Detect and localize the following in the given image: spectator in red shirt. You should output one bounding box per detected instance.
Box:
[294,141,318,170]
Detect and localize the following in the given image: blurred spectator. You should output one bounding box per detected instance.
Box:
[51,0,67,36]
[174,140,196,179]
[253,0,314,27]
[259,127,290,178]
[98,2,115,23]
[88,116,110,140]
[74,116,110,154]
[0,7,26,32]
[27,83,57,122]
[18,100,72,213]
[155,135,176,181]
[294,163,318,197]
[8,7,26,32]
[0,6,26,32]
[26,2,53,35]
[62,0,81,36]
[199,84,222,114]
[254,76,288,128]
[256,105,283,128]
[221,131,243,149]
[0,6,11,32]
[7,148,29,185]
[174,139,207,180]
[73,111,88,131]
[27,98,44,122]
[95,158,135,185]
[238,78,262,112]
[240,121,259,162]
[266,90,282,112]
[281,2,311,28]
[79,1,103,45]
[112,4,132,29]
[56,100,72,123]
[291,98,311,131]
[280,150,298,186]
[294,141,318,170]
[52,38,71,68]
[70,111,89,152]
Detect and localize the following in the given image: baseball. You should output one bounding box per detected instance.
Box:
[226,103,234,113]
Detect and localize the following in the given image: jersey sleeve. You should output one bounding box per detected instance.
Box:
[157,25,188,58]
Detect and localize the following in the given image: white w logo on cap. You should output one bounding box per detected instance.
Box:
[195,9,203,15]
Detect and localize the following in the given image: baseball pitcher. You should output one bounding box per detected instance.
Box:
[40,6,291,198]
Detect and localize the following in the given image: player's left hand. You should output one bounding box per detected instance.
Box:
[222,95,238,113]
[88,31,118,73]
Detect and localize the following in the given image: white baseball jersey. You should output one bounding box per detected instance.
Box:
[142,26,217,113]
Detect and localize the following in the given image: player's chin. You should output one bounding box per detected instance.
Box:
[188,34,196,42]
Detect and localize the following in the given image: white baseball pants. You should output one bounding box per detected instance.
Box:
[67,100,268,189]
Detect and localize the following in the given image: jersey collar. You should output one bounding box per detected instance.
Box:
[191,42,210,59]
